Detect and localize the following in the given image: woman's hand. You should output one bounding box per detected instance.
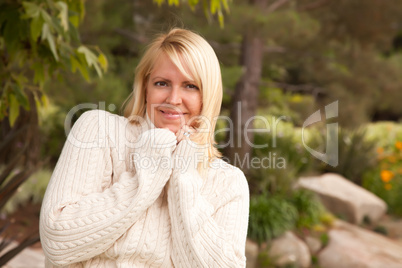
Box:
[175,124,197,144]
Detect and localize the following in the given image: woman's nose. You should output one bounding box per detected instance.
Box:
[166,87,182,105]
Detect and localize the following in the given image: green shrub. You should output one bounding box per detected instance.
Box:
[316,127,378,184]
[290,189,326,229]
[362,138,402,216]
[248,194,298,245]
[248,191,327,245]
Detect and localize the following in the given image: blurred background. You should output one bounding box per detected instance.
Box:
[1,0,402,267]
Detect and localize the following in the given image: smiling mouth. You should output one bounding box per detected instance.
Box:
[159,109,186,115]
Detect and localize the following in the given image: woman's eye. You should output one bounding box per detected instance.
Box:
[155,81,168,87]
[186,84,199,90]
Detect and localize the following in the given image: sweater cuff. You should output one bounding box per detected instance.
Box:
[172,139,201,173]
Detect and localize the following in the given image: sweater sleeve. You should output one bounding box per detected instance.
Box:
[39,110,176,266]
[167,140,250,268]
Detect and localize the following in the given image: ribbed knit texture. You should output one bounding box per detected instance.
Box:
[39,110,249,267]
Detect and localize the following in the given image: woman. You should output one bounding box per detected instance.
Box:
[40,28,249,267]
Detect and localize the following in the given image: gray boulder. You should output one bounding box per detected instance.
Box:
[268,231,311,268]
[297,173,387,224]
[319,220,402,268]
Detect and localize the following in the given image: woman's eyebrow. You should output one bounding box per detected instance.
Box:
[151,77,196,84]
[151,76,171,82]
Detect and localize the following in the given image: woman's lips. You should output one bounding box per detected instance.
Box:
[159,109,185,120]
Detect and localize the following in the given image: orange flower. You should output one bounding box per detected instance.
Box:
[384,183,392,190]
[377,147,384,155]
[381,170,394,183]
[396,141,402,151]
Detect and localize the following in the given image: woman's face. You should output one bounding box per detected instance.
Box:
[146,53,202,134]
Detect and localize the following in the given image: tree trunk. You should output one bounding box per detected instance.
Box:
[225,30,264,175]
[224,0,290,176]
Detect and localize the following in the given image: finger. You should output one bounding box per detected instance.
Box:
[177,129,183,141]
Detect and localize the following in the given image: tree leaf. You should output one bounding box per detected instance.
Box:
[168,0,179,6]
[32,61,45,86]
[222,0,229,12]
[93,63,102,78]
[11,83,29,110]
[9,94,20,127]
[41,94,49,108]
[188,0,200,8]
[40,10,54,29]
[98,53,108,72]
[30,15,43,41]
[41,23,59,61]
[56,1,69,31]
[77,46,103,77]
[154,0,163,7]
[70,54,90,81]
[77,46,97,67]
[218,9,224,28]
[69,15,79,28]
[210,0,220,14]
[22,2,40,18]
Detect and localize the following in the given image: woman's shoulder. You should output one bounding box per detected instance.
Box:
[67,110,142,146]
[74,109,127,126]
[75,109,145,132]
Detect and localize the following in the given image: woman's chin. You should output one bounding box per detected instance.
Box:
[155,124,180,134]
[168,126,180,134]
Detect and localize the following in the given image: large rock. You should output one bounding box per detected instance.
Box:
[319,220,402,268]
[268,231,311,268]
[245,239,259,268]
[304,235,322,255]
[297,173,387,224]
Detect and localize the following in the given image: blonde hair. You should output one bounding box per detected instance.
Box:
[124,28,223,170]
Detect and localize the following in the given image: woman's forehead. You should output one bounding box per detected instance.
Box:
[150,52,197,82]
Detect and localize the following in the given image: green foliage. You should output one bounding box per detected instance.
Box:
[0,0,107,126]
[37,101,67,163]
[248,194,298,245]
[291,190,326,229]
[362,123,402,216]
[365,122,402,148]
[248,190,327,245]
[319,232,329,247]
[258,87,316,127]
[221,64,242,107]
[154,0,230,27]
[256,251,276,268]
[316,128,378,184]
[249,117,314,195]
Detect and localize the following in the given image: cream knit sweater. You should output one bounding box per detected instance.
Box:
[39,110,249,267]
